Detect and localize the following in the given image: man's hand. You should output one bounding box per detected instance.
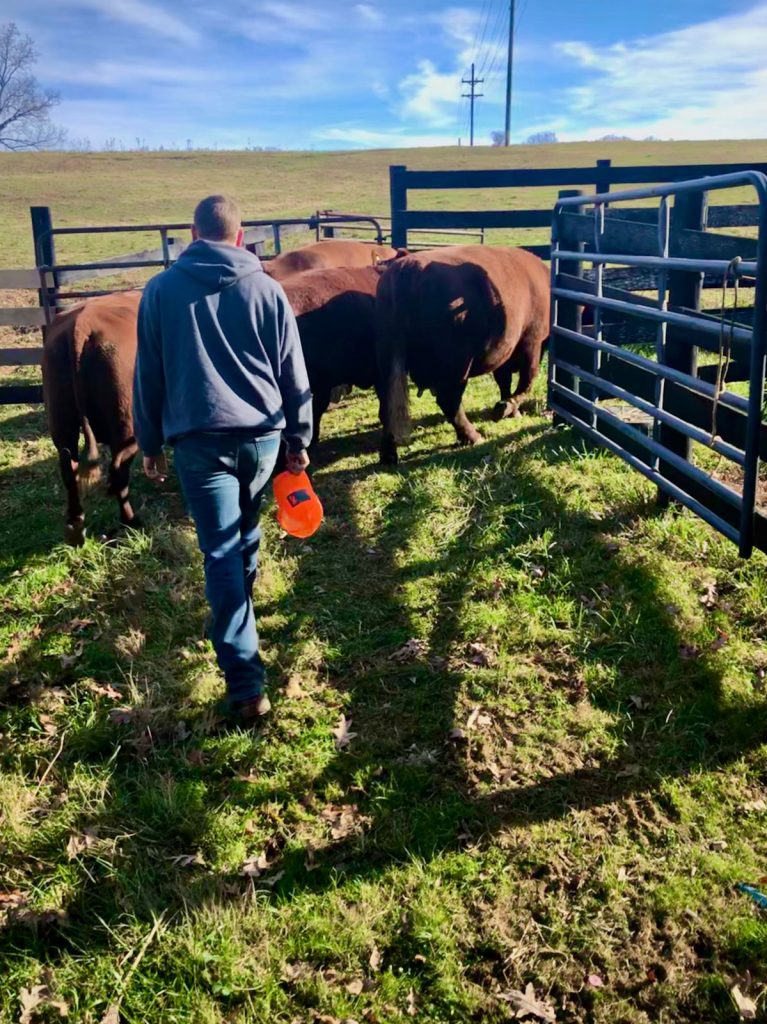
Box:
[143,454,167,484]
[286,449,310,476]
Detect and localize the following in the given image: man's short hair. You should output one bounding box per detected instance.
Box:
[193,194,242,241]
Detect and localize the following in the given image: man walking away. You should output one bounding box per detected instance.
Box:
[133,195,312,724]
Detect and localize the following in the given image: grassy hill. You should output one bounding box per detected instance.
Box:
[3,138,767,266]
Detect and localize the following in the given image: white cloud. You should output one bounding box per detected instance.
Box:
[398,59,461,126]
[70,0,200,46]
[355,3,383,26]
[556,3,767,140]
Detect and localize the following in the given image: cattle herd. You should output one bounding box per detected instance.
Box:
[42,238,551,544]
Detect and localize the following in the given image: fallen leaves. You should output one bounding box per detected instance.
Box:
[406,988,418,1017]
[368,945,382,973]
[741,798,767,813]
[700,581,718,610]
[320,803,369,841]
[60,640,84,669]
[240,852,269,878]
[167,853,205,869]
[731,984,757,1020]
[98,1005,120,1024]
[19,979,69,1023]
[465,642,497,668]
[285,675,305,699]
[499,983,557,1022]
[84,680,123,701]
[333,714,357,751]
[390,638,429,663]
[66,827,99,860]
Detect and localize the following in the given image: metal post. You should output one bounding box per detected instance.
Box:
[504,0,515,146]
[595,158,612,196]
[658,190,708,506]
[390,165,408,249]
[551,189,584,425]
[30,205,58,323]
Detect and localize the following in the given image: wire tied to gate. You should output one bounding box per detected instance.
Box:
[711,255,742,443]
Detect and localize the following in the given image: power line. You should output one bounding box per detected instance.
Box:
[462,62,484,147]
[477,0,506,78]
[472,0,494,68]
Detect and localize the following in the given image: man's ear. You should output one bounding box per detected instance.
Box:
[235,228,244,248]
[191,225,199,241]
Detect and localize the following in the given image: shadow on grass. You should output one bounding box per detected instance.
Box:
[2,411,765,979]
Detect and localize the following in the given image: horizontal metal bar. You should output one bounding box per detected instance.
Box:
[0,269,42,289]
[41,259,165,273]
[0,307,48,327]
[0,347,44,366]
[552,324,750,412]
[554,250,758,277]
[555,170,767,209]
[554,355,746,465]
[403,209,551,230]
[549,394,741,545]
[549,379,742,508]
[553,286,754,346]
[0,383,44,405]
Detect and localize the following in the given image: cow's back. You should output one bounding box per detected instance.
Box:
[267,240,397,281]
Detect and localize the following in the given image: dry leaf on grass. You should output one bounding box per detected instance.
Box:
[167,853,204,869]
[465,707,481,730]
[700,582,718,609]
[321,804,368,841]
[115,629,146,660]
[98,1004,120,1024]
[369,945,382,972]
[39,714,58,737]
[261,870,285,888]
[333,714,357,750]
[282,961,314,984]
[500,982,557,1022]
[731,985,757,1020]
[67,618,96,633]
[390,638,429,662]
[617,866,628,883]
[4,625,42,664]
[285,675,305,698]
[346,979,365,996]
[241,857,263,878]
[66,828,99,860]
[466,642,497,668]
[108,707,137,726]
[19,982,69,1023]
[741,798,767,813]
[85,681,123,701]
[0,890,27,910]
[406,988,418,1016]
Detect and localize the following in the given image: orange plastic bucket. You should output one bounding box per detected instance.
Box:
[272,470,323,538]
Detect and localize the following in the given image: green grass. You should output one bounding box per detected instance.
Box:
[2,373,767,1023]
[1,140,767,1022]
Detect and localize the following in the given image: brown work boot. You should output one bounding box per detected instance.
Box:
[234,693,272,724]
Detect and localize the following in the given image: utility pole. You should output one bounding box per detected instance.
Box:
[504,0,515,146]
[462,62,484,147]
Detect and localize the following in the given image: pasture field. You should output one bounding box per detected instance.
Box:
[1,141,767,1023]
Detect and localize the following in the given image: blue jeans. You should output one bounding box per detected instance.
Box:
[174,430,281,705]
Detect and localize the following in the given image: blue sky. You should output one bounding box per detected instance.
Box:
[6,0,766,149]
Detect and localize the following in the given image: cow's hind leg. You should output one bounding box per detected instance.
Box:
[491,360,520,421]
[435,379,482,447]
[58,446,86,546]
[109,441,141,530]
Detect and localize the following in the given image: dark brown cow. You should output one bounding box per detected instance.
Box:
[42,291,142,545]
[282,264,383,446]
[266,239,397,281]
[376,245,550,464]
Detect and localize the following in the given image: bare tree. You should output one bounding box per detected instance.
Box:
[490,130,505,147]
[526,131,558,144]
[0,23,64,151]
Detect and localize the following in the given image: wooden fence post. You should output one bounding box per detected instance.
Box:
[657,191,708,506]
[552,189,585,425]
[390,165,408,249]
[595,158,612,195]
[30,205,58,323]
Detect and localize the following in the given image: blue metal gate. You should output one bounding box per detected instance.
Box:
[548,172,767,558]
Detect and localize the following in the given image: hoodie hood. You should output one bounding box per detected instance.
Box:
[175,238,263,291]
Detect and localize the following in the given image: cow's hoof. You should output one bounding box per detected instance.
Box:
[65,520,86,547]
[491,400,519,421]
[379,438,399,466]
[458,432,483,447]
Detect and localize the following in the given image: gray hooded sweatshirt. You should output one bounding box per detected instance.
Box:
[133,239,312,457]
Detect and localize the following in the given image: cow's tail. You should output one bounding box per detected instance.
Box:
[376,262,412,450]
[70,316,103,488]
[78,416,102,487]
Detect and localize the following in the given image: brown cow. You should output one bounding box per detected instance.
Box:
[266,239,397,281]
[376,245,550,464]
[42,291,142,545]
[282,264,383,446]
